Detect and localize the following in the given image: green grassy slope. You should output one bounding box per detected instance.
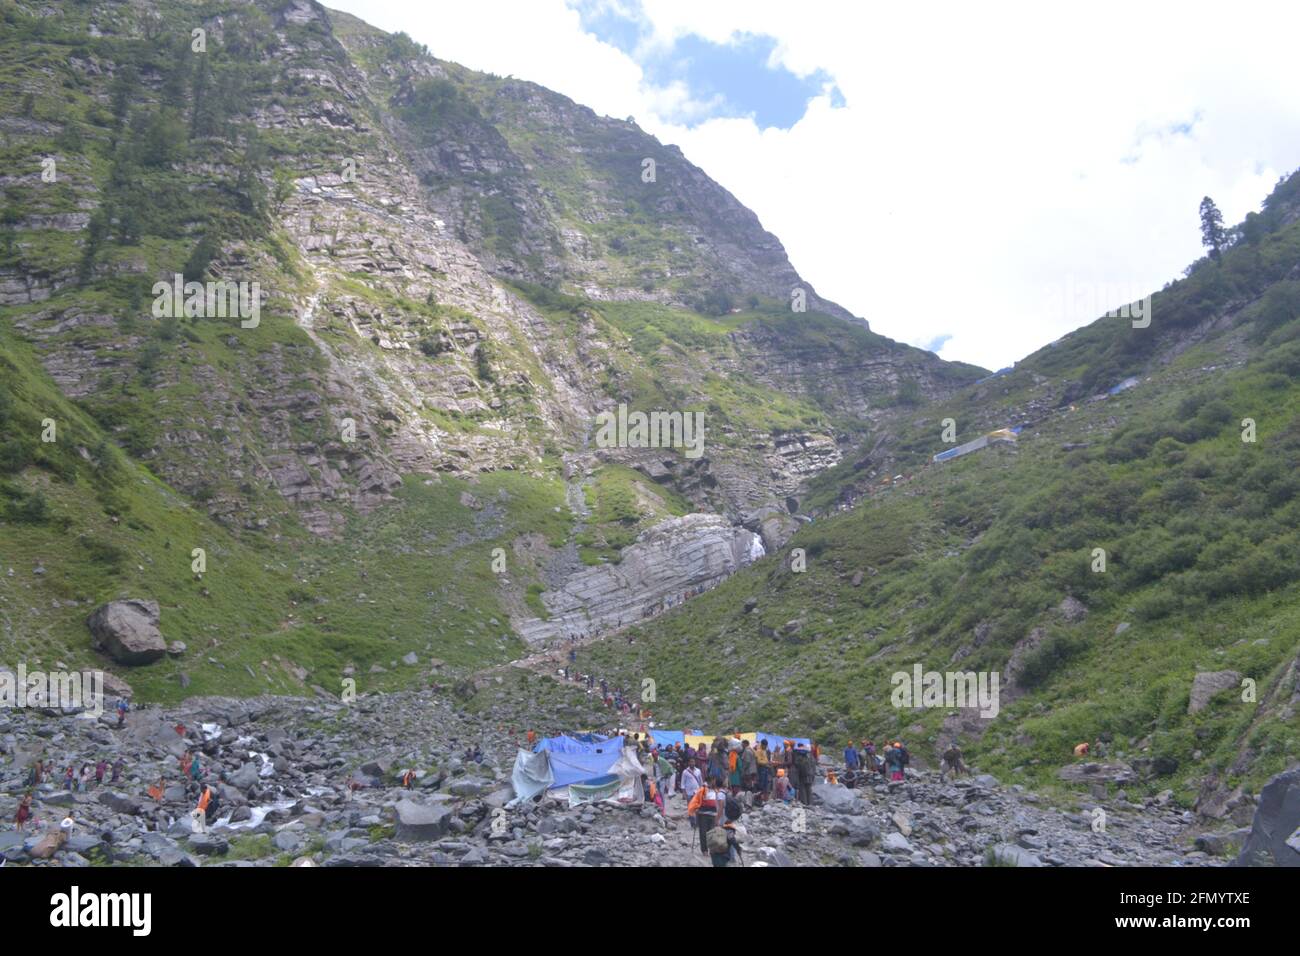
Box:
[573,174,1300,806]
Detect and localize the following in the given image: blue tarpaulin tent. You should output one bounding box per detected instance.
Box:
[755,732,812,751]
[534,735,627,789]
[645,729,685,748]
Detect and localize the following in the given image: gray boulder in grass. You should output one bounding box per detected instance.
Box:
[87,599,167,665]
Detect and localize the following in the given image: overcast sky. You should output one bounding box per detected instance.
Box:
[328,0,1300,371]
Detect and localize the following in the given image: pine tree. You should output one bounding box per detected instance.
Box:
[1199,196,1226,260]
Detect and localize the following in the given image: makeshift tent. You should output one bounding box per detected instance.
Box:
[507,748,554,808]
[645,729,685,748]
[534,735,627,789]
[567,747,645,808]
[755,732,811,751]
[933,427,1019,464]
[681,731,810,751]
[683,732,756,750]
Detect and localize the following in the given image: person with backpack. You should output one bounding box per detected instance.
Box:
[195,785,213,832]
[885,741,908,782]
[708,794,745,867]
[792,746,814,805]
[755,740,771,794]
[655,751,675,798]
[740,740,758,792]
[687,776,726,855]
[198,790,217,827]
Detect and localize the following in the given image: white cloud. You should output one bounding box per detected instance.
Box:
[327,0,1300,370]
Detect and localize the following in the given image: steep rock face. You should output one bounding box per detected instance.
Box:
[515,513,764,645]
[1235,766,1300,866]
[721,319,976,425]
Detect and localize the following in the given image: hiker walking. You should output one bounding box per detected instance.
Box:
[844,740,861,773]
[115,698,128,728]
[727,743,742,793]
[884,741,909,782]
[656,751,675,799]
[200,784,220,826]
[940,744,968,782]
[687,776,726,855]
[14,792,33,831]
[111,759,124,784]
[709,796,745,867]
[740,740,758,792]
[681,758,703,801]
[94,760,107,788]
[755,740,771,794]
[792,746,814,805]
[192,787,211,834]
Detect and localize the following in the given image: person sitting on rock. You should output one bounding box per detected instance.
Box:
[774,768,792,803]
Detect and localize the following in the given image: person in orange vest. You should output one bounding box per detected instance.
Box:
[527,729,537,748]
[147,778,165,802]
[1073,741,1090,758]
[402,769,415,789]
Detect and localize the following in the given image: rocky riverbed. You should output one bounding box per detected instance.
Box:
[1,686,1271,868]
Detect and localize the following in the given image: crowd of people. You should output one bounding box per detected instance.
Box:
[12,715,226,839]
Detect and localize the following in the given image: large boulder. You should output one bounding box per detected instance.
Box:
[393,799,453,842]
[989,843,1044,867]
[86,600,167,666]
[1188,670,1242,714]
[97,791,142,816]
[1236,766,1300,867]
[813,780,862,814]
[228,762,260,791]
[829,815,880,847]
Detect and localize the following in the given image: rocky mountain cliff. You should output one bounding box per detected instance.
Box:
[0,0,980,700]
